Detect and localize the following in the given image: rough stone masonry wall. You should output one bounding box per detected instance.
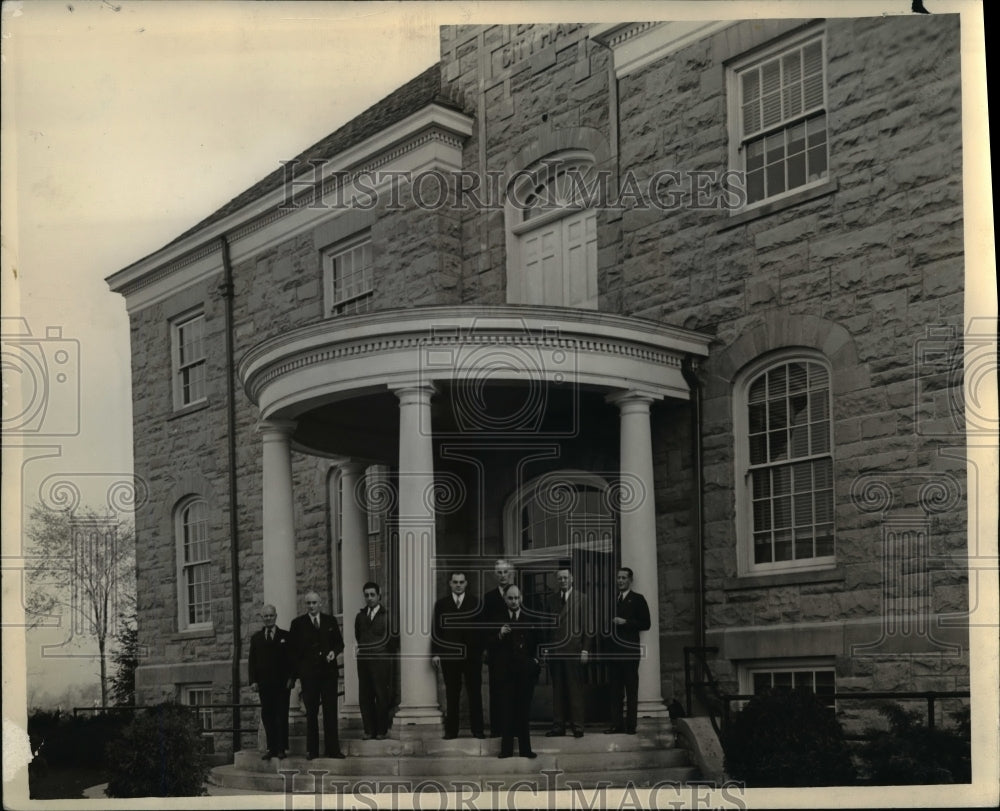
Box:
[440,16,968,703]
[611,14,967,694]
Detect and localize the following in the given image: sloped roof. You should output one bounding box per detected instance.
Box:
[162,62,459,251]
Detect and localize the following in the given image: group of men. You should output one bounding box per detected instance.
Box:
[248,562,650,761]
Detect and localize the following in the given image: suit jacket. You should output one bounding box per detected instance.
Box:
[354,605,396,659]
[481,586,511,623]
[609,590,651,658]
[546,589,595,656]
[248,626,291,687]
[431,592,482,661]
[289,611,345,681]
[488,609,541,680]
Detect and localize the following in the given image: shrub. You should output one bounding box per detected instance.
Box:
[858,702,971,784]
[722,688,857,786]
[28,708,128,770]
[105,702,210,797]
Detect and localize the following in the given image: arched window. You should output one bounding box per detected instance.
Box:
[506,152,598,309]
[503,470,615,558]
[176,497,212,630]
[735,352,835,574]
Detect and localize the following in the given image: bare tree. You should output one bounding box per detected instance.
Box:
[25,504,136,707]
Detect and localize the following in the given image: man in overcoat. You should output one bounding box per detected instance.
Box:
[248,604,291,759]
[289,590,345,759]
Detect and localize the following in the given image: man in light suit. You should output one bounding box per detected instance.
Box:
[289,591,345,759]
[354,582,395,740]
[431,570,485,740]
[605,567,651,735]
[543,567,594,738]
[480,559,515,737]
[248,604,291,759]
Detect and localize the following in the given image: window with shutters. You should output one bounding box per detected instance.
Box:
[734,352,835,575]
[506,152,598,309]
[729,27,828,207]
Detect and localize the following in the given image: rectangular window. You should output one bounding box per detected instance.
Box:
[740,661,836,710]
[323,236,373,316]
[731,28,828,207]
[182,684,216,752]
[172,312,206,408]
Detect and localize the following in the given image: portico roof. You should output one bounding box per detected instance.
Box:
[238,305,712,422]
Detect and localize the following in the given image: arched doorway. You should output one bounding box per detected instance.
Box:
[502,470,618,722]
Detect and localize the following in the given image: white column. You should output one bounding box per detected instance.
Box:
[339,461,369,723]
[259,419,299,629]
[391,384,440,727]
[608,390,668,718]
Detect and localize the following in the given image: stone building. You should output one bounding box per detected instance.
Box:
[107,15,969,764]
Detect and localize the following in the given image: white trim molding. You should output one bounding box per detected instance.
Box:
[238,305,712,426]
[107,102,474,312]
[590,21,736,79]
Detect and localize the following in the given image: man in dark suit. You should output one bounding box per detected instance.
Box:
[605,567,651,735]
[289,591,345,759]
[488,585,540,759]
[480,559,515,737]
[354,581,395,740]
[544,567,594,738]
[248,604,291,759]
[431,570,485,740]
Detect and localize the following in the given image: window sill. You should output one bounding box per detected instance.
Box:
[724,566,844,591]
[718,178,838,232]
[171,627,215,641]
[169,400,210,421]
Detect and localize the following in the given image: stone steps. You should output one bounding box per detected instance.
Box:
[210,763,700,793]
[211,722,700,794]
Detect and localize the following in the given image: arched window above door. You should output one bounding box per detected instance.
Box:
[502,470,615,558]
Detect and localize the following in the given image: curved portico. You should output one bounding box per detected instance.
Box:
[238,305,711,728]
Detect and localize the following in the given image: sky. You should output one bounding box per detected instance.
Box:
[1,0,994,787]
[2,0,447,705]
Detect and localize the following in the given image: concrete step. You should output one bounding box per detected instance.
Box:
[210,763,700,794]
[243,730,675,764]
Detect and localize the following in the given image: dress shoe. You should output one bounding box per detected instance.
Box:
[498,752,512,759]
[306,753,317,760]
[473,732,486,739]
[442,733,457,740]
[625,728,637,735]
[375,734,386,740]
[276,751,287,759]
[261,751,273,760]
[572,728,584,738]
[603,726,624,734]
[545,729,565,737]
[521,751,538,759]
[362,733,374,740]
[326,751,346,759]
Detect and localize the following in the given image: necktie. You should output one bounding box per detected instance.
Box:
[618,593,625,604]
[266,628,272,642]
[561,590,567,604]
[312,615,319,629]
[455,596,461,609]
[368,608,374,621]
